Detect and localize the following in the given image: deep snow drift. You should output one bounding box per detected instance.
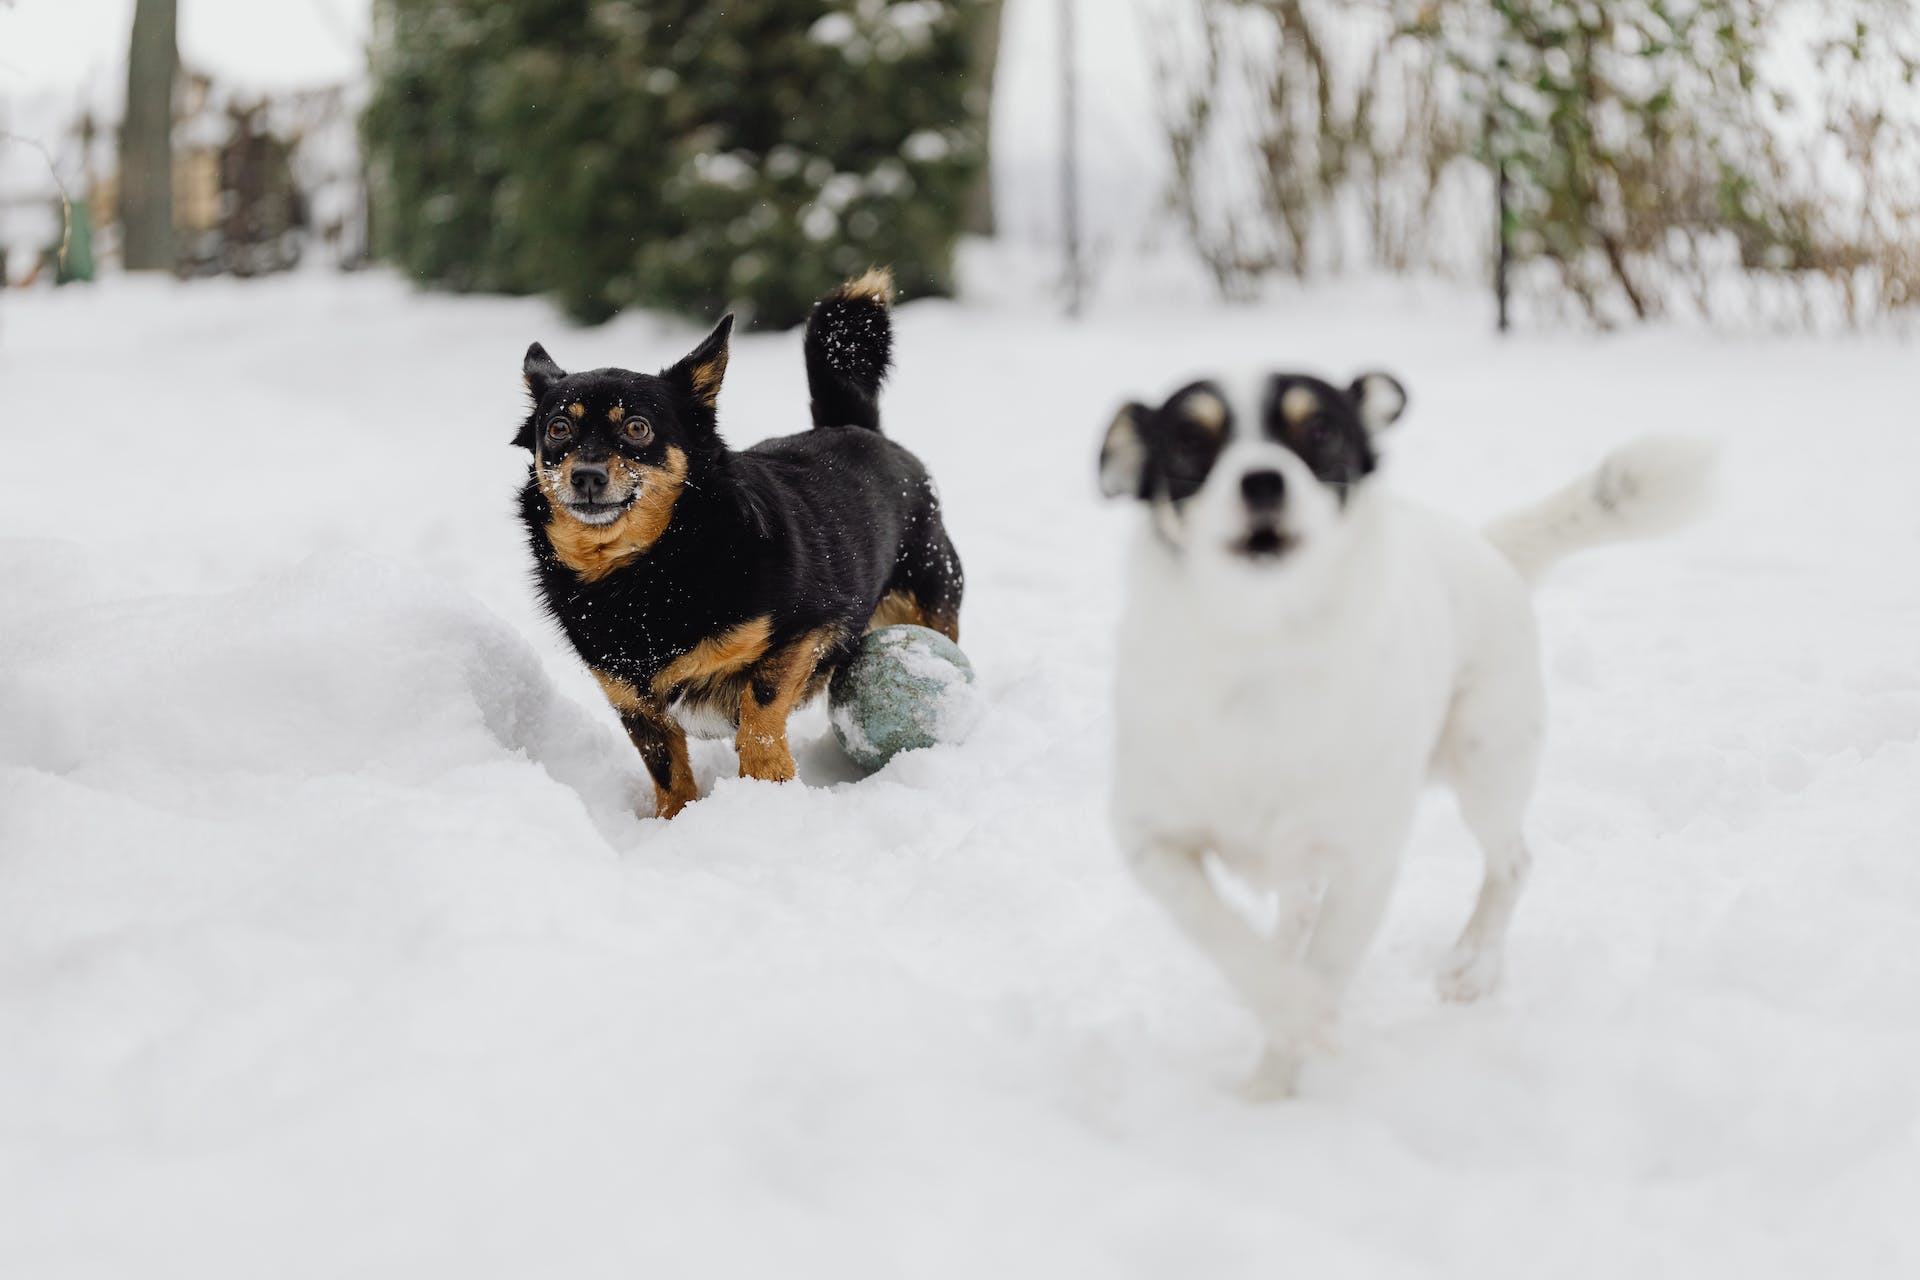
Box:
[1,259,1916,1277]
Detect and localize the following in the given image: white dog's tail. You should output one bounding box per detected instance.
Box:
[1484,434,1718,586]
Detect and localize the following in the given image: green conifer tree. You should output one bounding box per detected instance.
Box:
[365,0,989,327]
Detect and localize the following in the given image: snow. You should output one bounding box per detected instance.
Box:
[828,696,878,759]
[0,0,368,97]
[900,128,952,164]
[810,13,859,49]
[886,631,982,743]
[2,253,1919,1276]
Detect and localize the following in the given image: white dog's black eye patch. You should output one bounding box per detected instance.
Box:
[1262,373,1403,494]
[1102,370,1408,509]
[1100,381,1231,504]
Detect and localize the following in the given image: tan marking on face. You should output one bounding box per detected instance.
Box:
[865,590,960,643]
[568,402,586,419]
[652,615,774,699]
[607,405,625,424]
[836,267,895,306]
[1281,385,1319,427]
[1183,390,1228,435]
[605,454,645,498]
[542,446,689,582]
[736,626,839,783]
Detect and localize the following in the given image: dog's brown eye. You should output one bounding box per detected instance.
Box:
[545,418,573,444]
[621,418,654,447]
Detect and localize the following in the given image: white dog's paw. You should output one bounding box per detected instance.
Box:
[1437,942,1503,1003]
[1248,965,1339,1053]
[1239,1046,1303,1103]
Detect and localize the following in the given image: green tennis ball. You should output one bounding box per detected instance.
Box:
[829,625,979,770]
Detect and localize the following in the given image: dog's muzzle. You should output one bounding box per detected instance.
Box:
[563,500,630,526]
[1232,468,1294,561]
[562,461,635,525]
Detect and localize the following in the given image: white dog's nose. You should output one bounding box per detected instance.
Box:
[1239,468,1286,511]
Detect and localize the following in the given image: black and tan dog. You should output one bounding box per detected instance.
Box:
[515,271,963,818]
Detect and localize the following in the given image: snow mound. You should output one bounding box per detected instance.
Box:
[0,541,645,838]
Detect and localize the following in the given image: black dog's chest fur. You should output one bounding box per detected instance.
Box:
[521,425,958,710]
[524,474,755,689]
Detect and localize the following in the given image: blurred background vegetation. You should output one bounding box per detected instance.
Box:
[362,0,997,327]
[1151,0,1920,326]
[4,0,1918,330]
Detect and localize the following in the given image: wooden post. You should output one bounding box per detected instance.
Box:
[964,0,1006,238]
[120,0,179,271]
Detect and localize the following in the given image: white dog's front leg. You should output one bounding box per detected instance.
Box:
[1438,830,1530,1003]
[1302,856,1400,996]
[1124,833,1334,1095]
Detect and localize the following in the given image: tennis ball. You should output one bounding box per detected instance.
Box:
[829,625,979,770]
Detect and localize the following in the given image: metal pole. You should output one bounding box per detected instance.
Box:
[1061,0,1085,318]
[1495,147,1511,334]
[1491,55,1511,335]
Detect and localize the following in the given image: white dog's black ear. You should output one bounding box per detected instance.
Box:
[524,343,565,401]
[1099,402,1152,499]
[1349,372,1408,434]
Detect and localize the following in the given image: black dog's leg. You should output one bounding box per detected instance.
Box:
[890,520,964,642]
[622,706,696,819]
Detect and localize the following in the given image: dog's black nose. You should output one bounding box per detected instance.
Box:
[1240,468,1286,510]
[570,463,609,500]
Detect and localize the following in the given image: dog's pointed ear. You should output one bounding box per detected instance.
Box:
[524,342,565,400]
[1099,402,1154,500]
[1349,371,1408,435]
[517,343,566,450]
[665,314,733,418]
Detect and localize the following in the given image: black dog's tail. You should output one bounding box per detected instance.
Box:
[804,268,894,431]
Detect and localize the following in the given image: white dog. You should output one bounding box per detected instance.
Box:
[1099,371,1713,1098]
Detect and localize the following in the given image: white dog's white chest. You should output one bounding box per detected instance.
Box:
[1113,600,1449,881]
